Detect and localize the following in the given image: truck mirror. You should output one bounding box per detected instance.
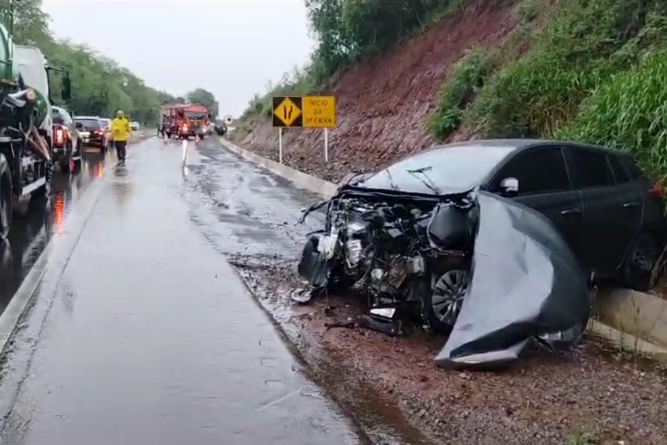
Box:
[62,76,72,101]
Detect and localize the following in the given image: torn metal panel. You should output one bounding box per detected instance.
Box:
[434,192,590,369]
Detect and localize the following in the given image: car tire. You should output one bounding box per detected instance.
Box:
[424,264,470,333]
[0,161,12,241]
[621,230,661,291]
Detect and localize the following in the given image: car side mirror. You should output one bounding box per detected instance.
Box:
[75,122,83,129]
[62,76,72,101]
[499,177,519,196]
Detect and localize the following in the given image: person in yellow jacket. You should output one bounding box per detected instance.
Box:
[111,110,133,163]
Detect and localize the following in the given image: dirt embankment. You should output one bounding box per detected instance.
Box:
[234,0,518,182]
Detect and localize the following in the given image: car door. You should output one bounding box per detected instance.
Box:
[563,146,643,274]
[487,145,586,264]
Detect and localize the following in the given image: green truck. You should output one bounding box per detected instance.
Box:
[0,19,72,240]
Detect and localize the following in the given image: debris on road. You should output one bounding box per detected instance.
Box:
[295,180,590,369]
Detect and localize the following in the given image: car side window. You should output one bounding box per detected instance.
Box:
[566,148,614,188]
[495,147,569,195]
[608,154,630,184]
[620,156,646,181]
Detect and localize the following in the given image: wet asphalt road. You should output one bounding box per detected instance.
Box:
[0,137,370,445]
[0,147,107,315]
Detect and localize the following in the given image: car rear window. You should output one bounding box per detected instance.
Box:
[566,148,614,188]
[75,118,101,129]
[52,109,66,124]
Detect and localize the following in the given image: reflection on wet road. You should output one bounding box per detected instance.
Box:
[0,147,108,316]
[0,138,366,445]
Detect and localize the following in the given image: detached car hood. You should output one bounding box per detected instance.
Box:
[435,191,590,369]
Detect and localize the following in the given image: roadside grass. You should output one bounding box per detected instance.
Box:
[428,47,493,140]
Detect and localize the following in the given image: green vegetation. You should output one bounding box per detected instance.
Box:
[238,0,667,186]
[461,0,667,179]
[1,0,217,124]
[429,47,492,140]
[239,0,465,120]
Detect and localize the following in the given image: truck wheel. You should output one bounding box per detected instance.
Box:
[0,162,12,241]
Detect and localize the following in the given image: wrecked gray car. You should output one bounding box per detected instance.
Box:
[296,141,591,369]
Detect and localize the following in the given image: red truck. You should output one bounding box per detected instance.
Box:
[158,104,210,140]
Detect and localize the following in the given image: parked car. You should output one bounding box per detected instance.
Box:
[51,106,82,172]
[130,121,140,131]
[298,139,666,333]
[73,116,109,152]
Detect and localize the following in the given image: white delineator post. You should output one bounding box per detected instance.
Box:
[278,128,283,164]
[182,139,188,167]
[324,128,329,162]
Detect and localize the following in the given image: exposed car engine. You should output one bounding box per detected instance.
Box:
[298,189,477,333]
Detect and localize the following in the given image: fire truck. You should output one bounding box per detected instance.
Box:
[158,104,209,140]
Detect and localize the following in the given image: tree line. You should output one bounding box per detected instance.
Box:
[240,0,459,122]
[306,0,457,82]
[1,0,219,124]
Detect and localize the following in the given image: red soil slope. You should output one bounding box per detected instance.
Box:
[236,0,518,182]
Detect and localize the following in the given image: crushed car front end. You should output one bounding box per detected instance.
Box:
[297,184,591,370]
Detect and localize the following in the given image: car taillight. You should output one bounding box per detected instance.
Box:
[94,129,103,135]
[55,128,64,144]
[649,182,664,198]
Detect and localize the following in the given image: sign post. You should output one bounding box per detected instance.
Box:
[271,95,336,163]
[278,128,283,164]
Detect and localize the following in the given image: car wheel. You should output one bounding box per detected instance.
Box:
[621,230,661,291]
[0,164,12,241]
[425,266,470,332]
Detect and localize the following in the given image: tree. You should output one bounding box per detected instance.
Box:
[3,0,186,125]
[186,88,219,118]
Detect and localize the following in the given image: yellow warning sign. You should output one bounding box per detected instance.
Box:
[272,96,302,127]
[302,96,336,128]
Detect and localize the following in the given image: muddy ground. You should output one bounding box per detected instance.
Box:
[229,254,667,445]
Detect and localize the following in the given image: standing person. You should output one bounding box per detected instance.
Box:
[111,110,133,164]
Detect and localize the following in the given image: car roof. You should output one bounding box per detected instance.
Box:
[74,116,101,120]
[430,138,631,158]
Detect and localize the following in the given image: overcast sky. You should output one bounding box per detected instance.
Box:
[42,0,316,117]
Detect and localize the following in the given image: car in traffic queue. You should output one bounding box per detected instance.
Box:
[73,116,109,153]
[51,106,83,172]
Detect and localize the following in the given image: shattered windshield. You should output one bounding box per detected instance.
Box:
[359,144,516,194]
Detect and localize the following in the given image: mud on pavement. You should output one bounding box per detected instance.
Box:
[188,140,667,445]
